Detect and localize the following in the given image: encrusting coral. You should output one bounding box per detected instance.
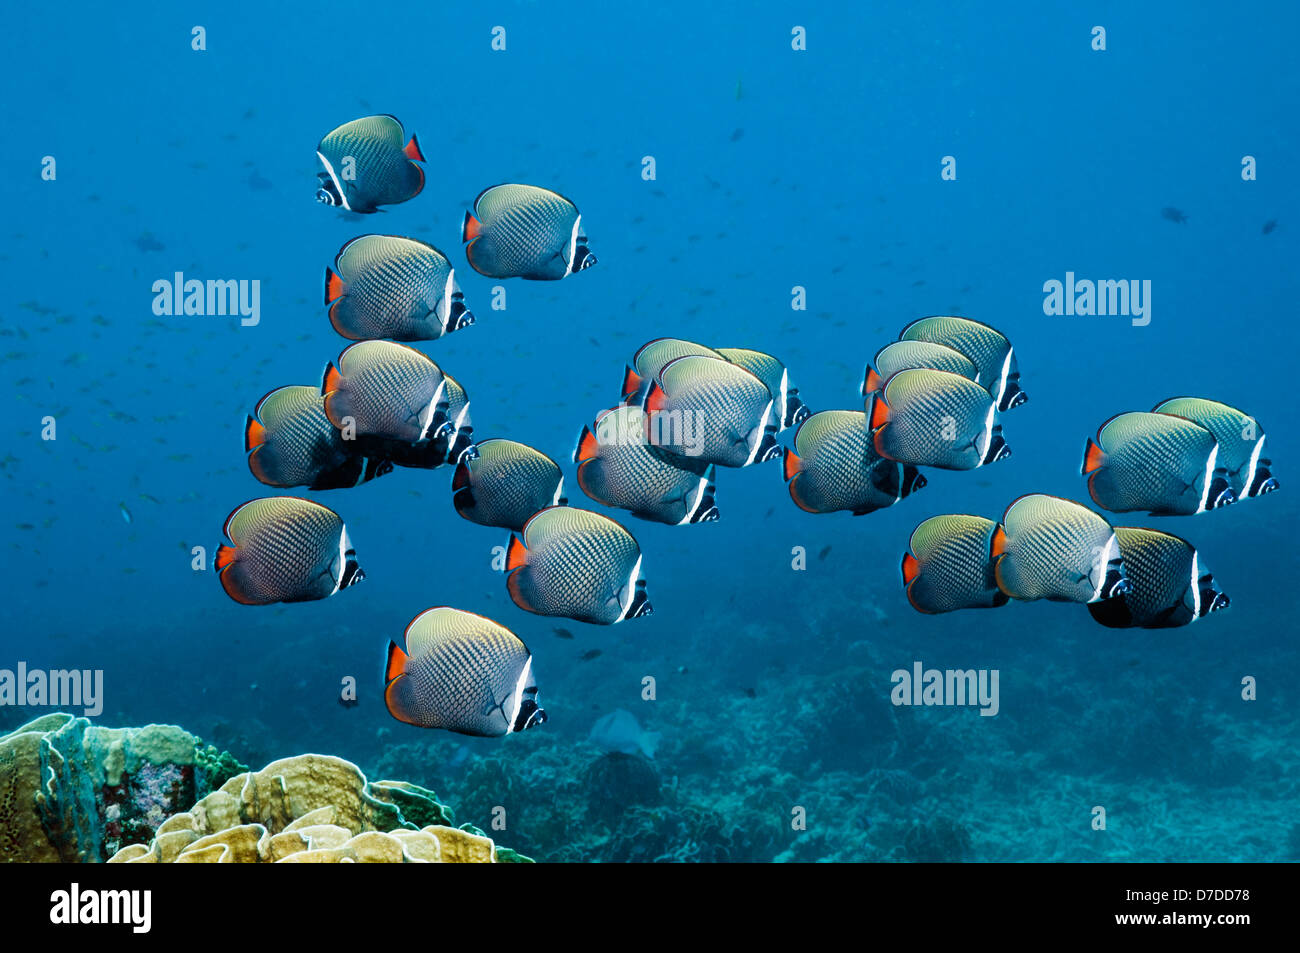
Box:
[1,714,530,864]
[108,752,527,863]
[0,712,247,862]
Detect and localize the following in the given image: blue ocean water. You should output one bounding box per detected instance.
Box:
[2,1,1297,861]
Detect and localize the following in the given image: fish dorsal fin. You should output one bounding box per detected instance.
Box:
[473,183,574,222]
[519,505,573,546]
[404,607,457,657]
[1151,395,1200,414]
[522,505,634,560]
[716,347,778,390]
[793,410,861,457]
[337,234,436,276]
[1000,492,1099,539]
[658,353,759,397]
[442,373,469,417]
[344,114,406,147]
[1114,524,1192,556]
[1098,411,1215,459]
[338,339,438,385]
[900,314,1004,346]
[632,336,674,365]
[334,234,386,276]
[634,338,723,380]
[884,366,988,412]
[253,385,317,431]
[223,496,326,545]
[404,606,506,658]
[874,340,979,383]
[906,514,993,563]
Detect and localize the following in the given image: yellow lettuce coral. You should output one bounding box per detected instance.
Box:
[108,754,510,863]
[3,716,529,864]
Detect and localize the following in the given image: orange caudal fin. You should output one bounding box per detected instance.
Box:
[621,366,643,399]
[1081,437,1107,475]
[862,364,884,396]
[384,640,410,685]
[244,416,267,452]
[403,134,425,162]
[215,543,237,571]
[782,446,802,481]
[462,211,484,242]
[383,647,419,725]
[867,392,891,431]
[643,381,669,415]
[321,362,342,396]
[993,554,1016,597]
[324,267,346,304]
[900,551,921,585]
[505,534,528,571]
[574,425,600,463]
[990,524,1007,558]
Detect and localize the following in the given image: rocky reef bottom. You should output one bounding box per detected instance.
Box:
[0,713,527,863]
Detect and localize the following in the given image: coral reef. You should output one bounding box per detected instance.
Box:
[1,715,529,864]
[899,814,973,862]
[0,712,247,862]
[108,753,527,863]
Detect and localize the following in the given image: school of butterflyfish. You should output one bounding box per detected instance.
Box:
[211,115,1277,738]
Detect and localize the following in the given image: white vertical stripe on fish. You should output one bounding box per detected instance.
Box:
[614,554,644,622]
[508,655,533,733]
[417,379,448,442]
[996,348,1013,409]
[567,215,582,273]
[1196,443,1219,514]
[316,151,351,211]
[1246,434,1265,495]
[1091,533,1118,603]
